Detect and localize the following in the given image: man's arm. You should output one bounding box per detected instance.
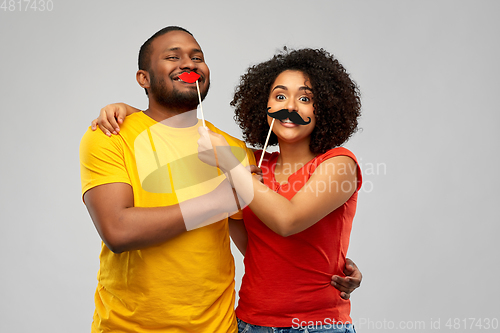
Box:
[84,179,239,253]
[84,183,185,253]
[331,258,362,300]
[228,217,248,256]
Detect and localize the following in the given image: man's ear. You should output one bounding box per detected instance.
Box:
[137,70,150,90]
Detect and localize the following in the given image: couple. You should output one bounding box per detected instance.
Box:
[81,26,362,333]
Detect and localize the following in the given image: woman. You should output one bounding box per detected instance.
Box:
[94,48,362,333]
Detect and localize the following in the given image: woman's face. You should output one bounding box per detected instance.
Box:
[266,70,316,145]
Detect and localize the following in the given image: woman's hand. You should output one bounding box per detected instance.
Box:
[197,127,236,172]
[250,165,263,183]
[91,103,139,136]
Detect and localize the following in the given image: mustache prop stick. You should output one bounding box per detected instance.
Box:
[178,71,205,127]
[258,116,275,168]
[258,107,312,167]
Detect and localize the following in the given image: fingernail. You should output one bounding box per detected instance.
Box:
[115,128,120,133]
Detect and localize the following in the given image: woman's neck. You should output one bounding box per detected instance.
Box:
[274,140,316,182]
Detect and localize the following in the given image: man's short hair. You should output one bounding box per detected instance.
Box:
[138,26,193,72]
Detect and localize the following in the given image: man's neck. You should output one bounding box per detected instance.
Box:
[144,101,199,128]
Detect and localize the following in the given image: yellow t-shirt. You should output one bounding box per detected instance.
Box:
[80,112,254,332]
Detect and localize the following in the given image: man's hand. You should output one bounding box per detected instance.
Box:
[331,258,362,300]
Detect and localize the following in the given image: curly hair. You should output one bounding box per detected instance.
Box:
[231,48,361,154]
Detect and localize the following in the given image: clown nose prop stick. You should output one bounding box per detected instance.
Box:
[178,72,205,127]
[258,118,275,168]
[195,80,206,127]
[179,71,222,177]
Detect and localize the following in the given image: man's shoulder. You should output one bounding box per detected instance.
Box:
[119,112,156,135]
[80,112,154,148]
[80,126,116,148]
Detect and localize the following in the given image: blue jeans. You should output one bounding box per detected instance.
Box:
[237,318,356,333]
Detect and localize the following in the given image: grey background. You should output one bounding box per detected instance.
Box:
[1,0,499,332]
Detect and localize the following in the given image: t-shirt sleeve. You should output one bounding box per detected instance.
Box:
[79,128,131,202]
[314,147,363,192]
[245,145,257,166]
[229,145,256,220]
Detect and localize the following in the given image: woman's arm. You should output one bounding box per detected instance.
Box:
[234,156,357,236]
[197,127,358,237]
[91,103,141,136]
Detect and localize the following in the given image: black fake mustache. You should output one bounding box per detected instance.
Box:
[266,107,311,125]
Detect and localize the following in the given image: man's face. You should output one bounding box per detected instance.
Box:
[147,30,210,110]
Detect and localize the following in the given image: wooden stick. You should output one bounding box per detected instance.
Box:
[195,80,206,127]
[258,118,275,168]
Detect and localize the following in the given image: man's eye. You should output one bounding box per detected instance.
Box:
[192,57,203,61]
[166,56,179,60]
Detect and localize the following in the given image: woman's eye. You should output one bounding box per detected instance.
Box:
[299,96,310,102]
[276,95,286,100]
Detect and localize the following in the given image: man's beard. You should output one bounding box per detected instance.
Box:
[149,71,209,111]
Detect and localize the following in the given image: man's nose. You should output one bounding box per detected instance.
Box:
[180,56,196,70]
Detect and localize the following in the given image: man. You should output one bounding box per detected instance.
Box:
[81,26,360,332]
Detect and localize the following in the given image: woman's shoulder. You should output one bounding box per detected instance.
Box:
[316,147,357,163]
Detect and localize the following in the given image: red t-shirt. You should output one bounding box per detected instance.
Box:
[236,148,362,327]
